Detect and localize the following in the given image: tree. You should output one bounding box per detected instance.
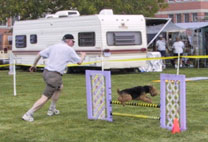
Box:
[0,0,167,21]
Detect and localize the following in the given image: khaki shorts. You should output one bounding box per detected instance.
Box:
[43,69,62,98]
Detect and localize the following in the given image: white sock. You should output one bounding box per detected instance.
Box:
[49,101,56,110]
[26,108,34,116]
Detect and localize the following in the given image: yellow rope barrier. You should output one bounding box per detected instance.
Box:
[0,64,10,67]
[1,55,208,68]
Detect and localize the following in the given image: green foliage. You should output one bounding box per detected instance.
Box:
[0,68,208,142]
[0,0,167,20]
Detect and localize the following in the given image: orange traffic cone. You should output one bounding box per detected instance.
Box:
[172,118,181,134]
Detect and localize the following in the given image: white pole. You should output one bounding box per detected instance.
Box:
[177,53,180,75]
[13,59,17,96]
[197,30,199,69]
[8,52,14,75]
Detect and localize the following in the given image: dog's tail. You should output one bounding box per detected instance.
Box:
[117,88,121,95]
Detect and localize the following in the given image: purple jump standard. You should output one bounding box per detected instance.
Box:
[160,73,187,131]
[86,70,112,122]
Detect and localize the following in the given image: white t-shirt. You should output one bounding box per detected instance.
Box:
[40,42,81,74]
[172,41,185,54]
[156,39,166,51]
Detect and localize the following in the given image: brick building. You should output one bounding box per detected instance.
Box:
[155,0,208,23]
[0,18,12,51]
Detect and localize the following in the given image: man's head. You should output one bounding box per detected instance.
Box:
[176,36,181,41]
[159,34,163,40]
[62,34,75,46]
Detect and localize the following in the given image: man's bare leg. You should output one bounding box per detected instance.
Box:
[22,95,49,122]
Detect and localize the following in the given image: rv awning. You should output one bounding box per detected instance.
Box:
[145,17,169,26]
[176,22,208,30]
[147,22,185,34]
[145,17,171,47]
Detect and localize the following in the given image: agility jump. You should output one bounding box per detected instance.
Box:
[85,70,187,131]
[111,100,160,120]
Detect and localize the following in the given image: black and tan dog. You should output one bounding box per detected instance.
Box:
[117,85,158,106]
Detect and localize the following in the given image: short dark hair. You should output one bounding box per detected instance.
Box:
[62,34,74,40]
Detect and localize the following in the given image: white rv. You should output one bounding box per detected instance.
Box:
[12,9,148,70]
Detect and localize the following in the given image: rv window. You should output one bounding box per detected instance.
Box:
[15,35,26,48]
[78,32,95,47]
[30,34,37,44]
[8,36,12,45]
[107,32,142,46]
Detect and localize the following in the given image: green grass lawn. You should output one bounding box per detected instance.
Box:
[0,68,208,142]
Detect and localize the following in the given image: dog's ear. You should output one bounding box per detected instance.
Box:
[150,86,158,97]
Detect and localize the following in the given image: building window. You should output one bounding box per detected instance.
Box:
[78,32,95,47]
[30,34,37,44]
[176,14,182,23]
[168,0,195,3]
[184,14,189,22]
[168,0,175,2]
[168,14,174,22]
[8,36,12,45]
[0,35,2,50]
[15,35,26,48]
[204,13,208,21]
[192,13,198,22]
[107,32,142,46]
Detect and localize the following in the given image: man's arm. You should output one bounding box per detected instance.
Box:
[29,53,41,72]
[77,52,86,65]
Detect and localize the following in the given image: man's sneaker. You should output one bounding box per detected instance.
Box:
[22,113,34,122]
[47,109,60,116]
